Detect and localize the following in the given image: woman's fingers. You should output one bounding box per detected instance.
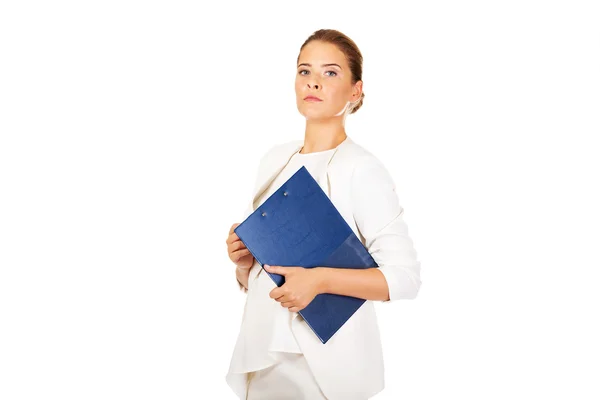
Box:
[226,232,240,245]
[227,223,253,266]
[281,301,300,312]
[273,293,290,303]
[228,239,246,253]
[231,248,251,262]
[229,223,240,234]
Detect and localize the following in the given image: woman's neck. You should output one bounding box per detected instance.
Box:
[301,117,347,154]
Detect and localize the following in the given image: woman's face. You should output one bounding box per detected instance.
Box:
[295,40,361,120]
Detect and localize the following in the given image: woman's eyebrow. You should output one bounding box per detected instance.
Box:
[298,63,342,69]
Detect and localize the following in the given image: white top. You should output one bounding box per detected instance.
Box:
[245,146,337,358]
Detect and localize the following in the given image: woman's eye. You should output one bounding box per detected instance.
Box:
[298,70,337,77]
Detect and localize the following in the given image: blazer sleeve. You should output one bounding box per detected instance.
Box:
[351,155,422,302]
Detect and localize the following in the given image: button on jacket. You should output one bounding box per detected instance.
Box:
[226,136,422,400]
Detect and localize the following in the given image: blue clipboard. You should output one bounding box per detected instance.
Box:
[234,166,378,344]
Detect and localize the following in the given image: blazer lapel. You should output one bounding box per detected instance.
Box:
[250,142,303,212]
[321,135,353,198]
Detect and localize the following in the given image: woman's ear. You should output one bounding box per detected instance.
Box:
[351,80,363,101]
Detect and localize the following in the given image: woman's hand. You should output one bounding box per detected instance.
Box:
[226,223,254,269]
[266,265,323,313]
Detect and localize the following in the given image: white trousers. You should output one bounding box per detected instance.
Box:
[246,352,328,400]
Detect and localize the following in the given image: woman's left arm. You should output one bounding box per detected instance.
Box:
[316,155,422,303]
[314,267,392,301]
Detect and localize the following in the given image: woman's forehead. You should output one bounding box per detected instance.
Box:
[299,42,346,66]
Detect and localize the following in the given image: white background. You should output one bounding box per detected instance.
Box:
[1,1,599,399]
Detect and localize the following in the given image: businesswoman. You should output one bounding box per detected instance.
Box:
[225,29,422,400]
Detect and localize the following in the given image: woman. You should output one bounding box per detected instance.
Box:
[225,29,422,400]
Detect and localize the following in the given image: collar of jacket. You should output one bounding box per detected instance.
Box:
[250,135,355,212]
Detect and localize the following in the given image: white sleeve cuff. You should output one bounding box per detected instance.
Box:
[378,263,422,302]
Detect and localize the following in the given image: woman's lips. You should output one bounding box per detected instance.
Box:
[304,97,322,102]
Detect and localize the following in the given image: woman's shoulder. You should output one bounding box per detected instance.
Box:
[338,137,390,172]
[338,139,397,190]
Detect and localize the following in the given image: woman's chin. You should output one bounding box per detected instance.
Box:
[299,109,333,121]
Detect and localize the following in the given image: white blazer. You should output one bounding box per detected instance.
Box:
[226,135,422,400]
